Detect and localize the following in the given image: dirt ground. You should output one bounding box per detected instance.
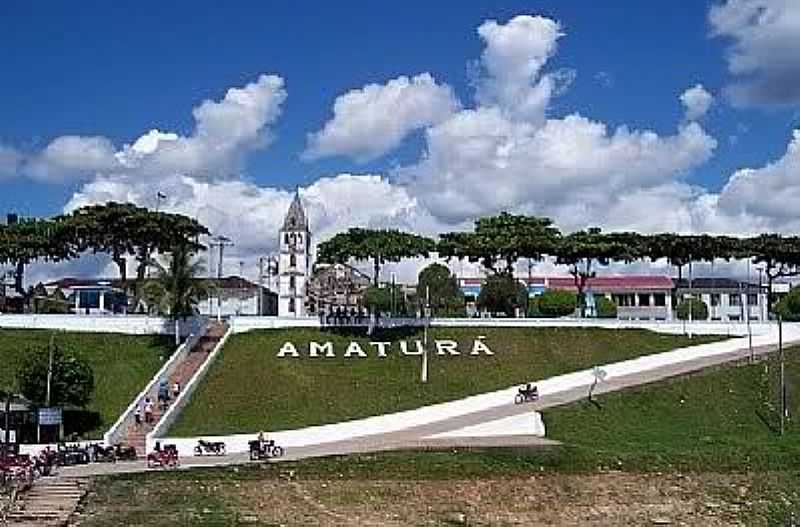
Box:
[77,471,760,526]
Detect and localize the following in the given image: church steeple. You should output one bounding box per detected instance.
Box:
[282,190,308,232]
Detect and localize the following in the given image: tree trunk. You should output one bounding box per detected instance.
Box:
[373,257,380,287]
[174,319,180,347]
[14,260,25,295]
[767,271,775,319]
[112,251,127,287]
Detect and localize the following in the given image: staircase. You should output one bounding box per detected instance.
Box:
[123,321,227,457]
[4,477,87,527]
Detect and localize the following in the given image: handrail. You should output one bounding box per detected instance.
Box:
[103,316,209,446]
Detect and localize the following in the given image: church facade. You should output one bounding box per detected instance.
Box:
[278,192,311,317]
[276,192,370,318]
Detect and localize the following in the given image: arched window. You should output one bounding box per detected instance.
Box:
[290,254,296,267]
[290,275,296,289]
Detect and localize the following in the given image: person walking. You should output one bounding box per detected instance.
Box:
[144,397,154,424]
[171,381,181,400]
[134,404,143,426]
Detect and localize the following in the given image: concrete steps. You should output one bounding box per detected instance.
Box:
[4,477,87,527]
[122,321,227,457]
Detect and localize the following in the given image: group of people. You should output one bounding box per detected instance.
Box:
[134,380,181,426]
[319,306,368,326]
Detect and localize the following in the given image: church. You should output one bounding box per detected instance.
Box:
[277,192,370,318]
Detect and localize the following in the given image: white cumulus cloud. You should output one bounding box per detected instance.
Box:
[680,84,714,121]
[304,73,459,163]
[710,0,800,107]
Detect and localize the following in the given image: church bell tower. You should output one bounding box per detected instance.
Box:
[278,190,310,317]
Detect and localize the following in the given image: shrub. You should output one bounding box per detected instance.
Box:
[17,343,95,407]
[676,298,709,321]
[537,289,578,317]
[776,287,800,321]
[477,274,527,317]
[596,296,618,318]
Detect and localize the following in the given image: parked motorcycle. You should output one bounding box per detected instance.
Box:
[194,439,226,456]
[113,443,138,461]
[248,439,284,461]
[89,443,117,463]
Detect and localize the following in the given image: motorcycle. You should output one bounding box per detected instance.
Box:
[248,439,284,461]
[147,444,179,469]
[514,384,539,404]
[56,443,91,466]
[113,443,138,461]
[194,439,226,456]
[89,443,117,463]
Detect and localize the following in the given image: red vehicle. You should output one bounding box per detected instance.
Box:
[146,444,179,469]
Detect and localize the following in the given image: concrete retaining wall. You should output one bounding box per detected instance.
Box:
[0,314,204,336]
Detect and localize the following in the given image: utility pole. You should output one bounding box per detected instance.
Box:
[780,313,786,436]
[2,388,10,463]
[747,259,753,362]
[258,257,265,316]
[146,192,167,279]
[688,258,693,339]
[209,235,233,322]
[421,286,430,383]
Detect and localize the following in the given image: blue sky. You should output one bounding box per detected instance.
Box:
[1,1,796,217]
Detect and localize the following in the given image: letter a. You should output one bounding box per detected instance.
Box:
[470,336,494,355]
[344,342,367,358]
[277,342,299,358]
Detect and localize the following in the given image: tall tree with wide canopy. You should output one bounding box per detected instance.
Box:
[743,234,800,315]
[553,228,640,317]
[317,228,435,286]
[438,212,561,275]
[0,216,76,295]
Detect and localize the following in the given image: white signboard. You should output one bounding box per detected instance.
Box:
[38,407,63,426]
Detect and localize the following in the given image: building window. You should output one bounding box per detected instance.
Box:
[638,293,650,307]
[653,293,666,307]
[284,233,289,244]
[290,254,296,268]
[729,314,740,321]
[748,294,758,306]
[729,294,741,306]
[710,294,721,307]
[290,276,296,289]
[289,298,295,312]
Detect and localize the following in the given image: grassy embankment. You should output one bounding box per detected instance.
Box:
[84,346,800,525]
[0,329,173,437]
[170,326,718,435]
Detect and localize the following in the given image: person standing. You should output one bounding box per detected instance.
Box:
[171,381,181,400]
[144,397,154,424]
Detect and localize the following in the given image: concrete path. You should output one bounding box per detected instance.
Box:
[55,326,799,479]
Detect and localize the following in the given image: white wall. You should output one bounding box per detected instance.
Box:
[0,314,204,336]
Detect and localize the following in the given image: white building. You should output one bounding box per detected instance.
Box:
[278,191,311,317]
[674,278,768,322]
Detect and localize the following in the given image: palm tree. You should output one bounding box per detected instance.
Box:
[143,243,212,345]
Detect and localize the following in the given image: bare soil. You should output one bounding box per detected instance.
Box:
[78,471,758,526]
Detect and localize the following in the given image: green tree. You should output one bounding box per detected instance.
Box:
[775,287,800,321]
[595,296,618,319]
[537,289,578,317]
[17,342,94,407]
[477,274,526,317]
[438,212,561,274]
[744,234,800,316]
[142,243,212,344]
[417,263,464,316]
[676,298,709,321]
[317,228,435,286]
[554,228,637,317]
[363,285,392,315]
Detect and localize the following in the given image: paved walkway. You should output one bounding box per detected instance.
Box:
[3,477,87,527]
[56,326,800,479]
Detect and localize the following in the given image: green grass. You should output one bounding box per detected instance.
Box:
[0,329,173,437]
[170,326,721,436]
